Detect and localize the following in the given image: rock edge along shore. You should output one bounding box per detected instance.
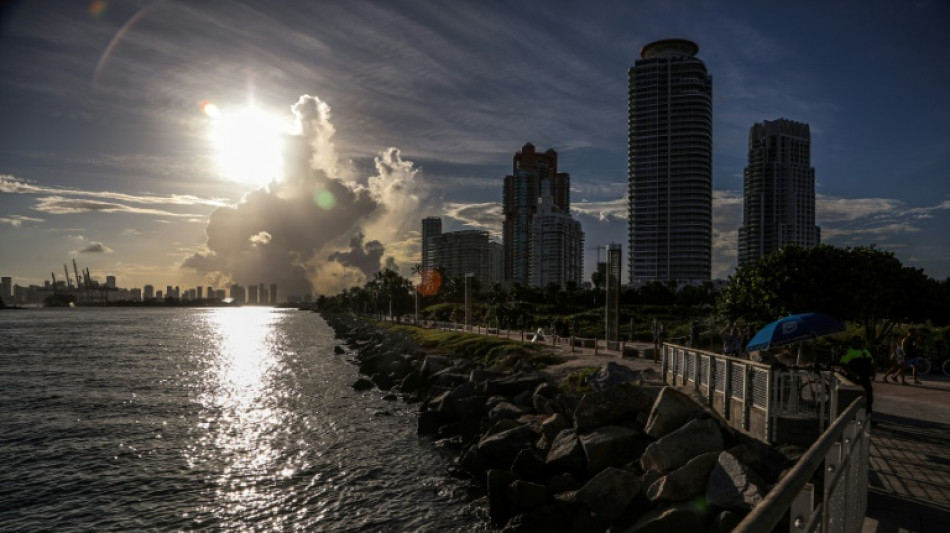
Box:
[323,314,804,532]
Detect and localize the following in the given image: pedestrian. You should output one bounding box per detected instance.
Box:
[902,328,922,385]
[841,335,875,415]
[881,334,906,384]
[720,325,742,357]
[690,321,701,348]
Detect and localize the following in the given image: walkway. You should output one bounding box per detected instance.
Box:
[862,376,950,532]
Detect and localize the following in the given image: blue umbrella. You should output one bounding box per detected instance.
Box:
[746,313,845,352]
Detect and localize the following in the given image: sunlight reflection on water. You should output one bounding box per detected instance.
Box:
[190,308,288,526]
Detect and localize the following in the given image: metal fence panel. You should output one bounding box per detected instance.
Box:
[731,363,746,400]
[751,368,769,408]
[714,360,727,392]
[700,355,709,387]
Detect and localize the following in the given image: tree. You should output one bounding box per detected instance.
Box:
[718,244,942,345]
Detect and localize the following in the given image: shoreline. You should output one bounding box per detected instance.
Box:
[322,312,799,532]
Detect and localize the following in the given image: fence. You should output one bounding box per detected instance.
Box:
[660,343,870,532]
[733,396,870,533]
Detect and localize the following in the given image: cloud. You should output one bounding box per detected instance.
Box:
[571,197,626,222]
[32,196,202,217]
[77,241,114,254]
[443,202,503,237]
[182,94,427,296]
[0,174,228,207]
[0,215,44,227]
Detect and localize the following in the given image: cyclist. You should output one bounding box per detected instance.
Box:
[841,336,874,415]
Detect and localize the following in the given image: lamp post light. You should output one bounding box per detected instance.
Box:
[464,272,474,330]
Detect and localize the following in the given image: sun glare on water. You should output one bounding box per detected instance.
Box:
[203,101,285,187]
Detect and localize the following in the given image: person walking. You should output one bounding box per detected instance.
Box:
[841,335,875,415]
[720,325,742,357]
[902,328,922,385]
[882,333,906,384]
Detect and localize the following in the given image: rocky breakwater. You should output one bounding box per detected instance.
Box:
[323,314,801,533]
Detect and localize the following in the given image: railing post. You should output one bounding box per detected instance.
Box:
[743,364,751,431]
[788,483,814,533]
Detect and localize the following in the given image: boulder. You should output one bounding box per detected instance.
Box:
[507,480,547,511]
[706,450,769,510]
[334,345,345,354]
[489,401,526,424]
[511,449,546,481]
[545,429,587,473]
[573,382,654,430]
[643,387,704,439]
[646,450,720,502]
[351,378,374,391]
[487,469,519,526]
[710,510,744,533]
[538,413,572,450]
[622,501,709,533]
[574,467,642,530]
[478,424,537,465]
[640,416,724,472]
[482,371,548,397]
[589,361,641,391]
[579,425,642,473]
[546,472,581,494]
[420,354,452,377]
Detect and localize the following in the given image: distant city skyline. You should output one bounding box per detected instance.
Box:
[2,1,948,294]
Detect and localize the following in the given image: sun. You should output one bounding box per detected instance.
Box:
[204,102,285,187]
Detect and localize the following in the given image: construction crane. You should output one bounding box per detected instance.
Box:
[63,264,72,289]
[73,259,82,288]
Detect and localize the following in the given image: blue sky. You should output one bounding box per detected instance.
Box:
[1,0,948,298]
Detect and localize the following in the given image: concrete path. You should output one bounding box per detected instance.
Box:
[862,375,950,532]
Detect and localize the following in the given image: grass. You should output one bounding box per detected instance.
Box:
[560,367,599,394]
[382,323,565,371]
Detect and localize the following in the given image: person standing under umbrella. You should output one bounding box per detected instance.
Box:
[841,336,874,415]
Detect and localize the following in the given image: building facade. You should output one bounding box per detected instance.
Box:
[421,217,442,272]
[1,277,11,300]
[628,39,713,285]
[738,118,820,268]
[503,143,570,285]
[530,181,584,288]
[426,227,501,288]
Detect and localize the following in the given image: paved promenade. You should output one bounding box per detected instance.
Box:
[862,375,950,532]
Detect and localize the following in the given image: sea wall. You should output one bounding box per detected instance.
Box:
[322,314,802,532]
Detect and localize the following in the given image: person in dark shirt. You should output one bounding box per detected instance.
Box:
[841,336,874,415]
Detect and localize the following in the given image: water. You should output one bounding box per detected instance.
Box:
[0,307,484,532]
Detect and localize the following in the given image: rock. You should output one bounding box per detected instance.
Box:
[511,449,546,481]
[487,469,519,526]
[490,401,526,424]
[478,424,537,465]
[706,450,769,510]
[538,413,572,451]
[573,382,654,430]
[482,371,548,397]
[546,472,581,494]
[420,355,452,377]
[574,467,642,530]
[621,501,709,533]
[545,429,587,473]
[589,361,641,391]
[352,378,374,391]
[710,510,744,533]
[507,480,547,511]
[579,425,641,473]
[532,393,557,415]
[643,387,704,439]
[640,417,724,472]
[646,450,720,502]
[334,345,345,354]
[417,410,448,435]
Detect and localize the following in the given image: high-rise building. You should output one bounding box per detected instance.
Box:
[628,39,713,285]
[530,180,584,288]
[421,217,442,271]
[738,119,820,268]
[248,284,259,305]
[503,143,571,285]
[1,277,11,300]
[270,283,277,305]
[229,284,245,304]
[106,275,116,288]
[427,227,501,287]
[143,284,154,299]
[605,244,622,348]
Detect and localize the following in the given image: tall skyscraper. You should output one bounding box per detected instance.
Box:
[503,143,570,285]
[530,180,584,288]
[270,283,277,305]
[738,119,820,268]
[628,39,712,285]
[1,277,11,300]
[421,216,442,271]
[248,284,259,304]
[143,284,154,300]
[427,225,501,287]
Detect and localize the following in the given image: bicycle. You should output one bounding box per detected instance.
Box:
[916,352,950,377]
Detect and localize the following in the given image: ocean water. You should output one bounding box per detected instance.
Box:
[0,307,484,532]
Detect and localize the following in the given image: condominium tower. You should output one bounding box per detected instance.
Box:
[628,39,712,285]
[738,119,820,268]
[421,218,502,287]
[503,143,572,286]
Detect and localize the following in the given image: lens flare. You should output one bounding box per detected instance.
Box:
[417,269,442,297]
[201,100,221,119]
[314,189,336,210]
[89,0,108,17]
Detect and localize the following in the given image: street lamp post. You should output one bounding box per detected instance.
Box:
[464,272,473,329]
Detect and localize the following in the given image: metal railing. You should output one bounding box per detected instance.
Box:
[661,343,773,438]
[733,397,869,533]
